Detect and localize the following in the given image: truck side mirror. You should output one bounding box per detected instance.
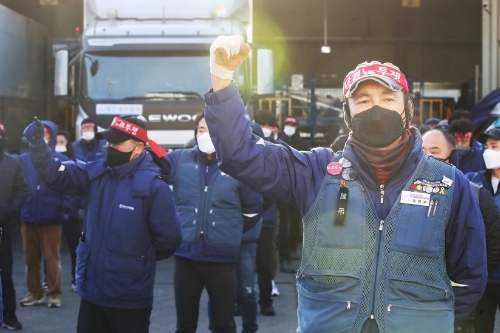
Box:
[54,50,69,96]
[256,49,274,95]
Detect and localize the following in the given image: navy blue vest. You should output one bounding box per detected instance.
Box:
[172,149,243,247]
[297,154,455,333]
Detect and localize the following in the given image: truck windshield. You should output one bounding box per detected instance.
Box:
[82,52,211,100]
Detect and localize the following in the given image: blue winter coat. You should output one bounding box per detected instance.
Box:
[165,147,262,263]
[19,120,78,224]
[72,138,106,162]
[204,82,487,328]
[28,143,182,309]
[18,151,78,224]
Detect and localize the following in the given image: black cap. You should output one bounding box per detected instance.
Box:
[81,118,98,133]
[478,126,500,144]
[96,116,148,144]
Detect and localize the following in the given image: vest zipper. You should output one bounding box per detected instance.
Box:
[387,304,392,313]
[347,301,351,310]
[370,219,385,320]
[380,184,385,204]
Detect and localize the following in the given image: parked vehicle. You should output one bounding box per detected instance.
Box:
[0,4,47,153]
[54,0,273,148]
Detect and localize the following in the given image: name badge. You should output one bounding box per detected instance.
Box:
[400,191,430,206]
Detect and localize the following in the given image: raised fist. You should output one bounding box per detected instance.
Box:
[210,35,251,80]
[23,117,45,145]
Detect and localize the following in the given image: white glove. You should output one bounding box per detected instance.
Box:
[209,35,244,80]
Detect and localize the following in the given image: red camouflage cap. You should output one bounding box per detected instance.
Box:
[343,61,409,98]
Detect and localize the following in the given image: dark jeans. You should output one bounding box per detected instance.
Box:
[277,202,302,262]
[256,228,277,308]
[236,241,258,333]
[77,298,151,333]
[0,223,18,317]
[474,283,500,333]
[174,256,237,333]
[62,216,81,284]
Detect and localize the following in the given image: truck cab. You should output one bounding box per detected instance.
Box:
[54,0,273,148]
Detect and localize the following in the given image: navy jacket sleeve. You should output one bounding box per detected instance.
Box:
[238,182,263,233]
[445,172,487,325]
[204,82,333,216]
[147,178,182,260]
[28,142,89,196]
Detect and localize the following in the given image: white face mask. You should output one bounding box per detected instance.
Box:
[262,127,272,138]
[197,132,216,154]
[283,125,296,136]
[82,131,95,141]
[55,145,67,153]
[484,149,500,170]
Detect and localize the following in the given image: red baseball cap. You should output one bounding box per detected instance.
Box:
[284,117,298,125]
[343,61,409,98]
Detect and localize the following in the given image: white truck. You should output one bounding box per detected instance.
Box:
[0,4,47,153]
[54,0,273,148]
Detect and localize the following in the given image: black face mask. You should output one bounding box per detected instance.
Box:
[106,146,134,167]
[351,105,405,148]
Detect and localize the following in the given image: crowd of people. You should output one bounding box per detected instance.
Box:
[0,34,499,333]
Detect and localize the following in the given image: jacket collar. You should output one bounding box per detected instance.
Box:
[87,151,147,180]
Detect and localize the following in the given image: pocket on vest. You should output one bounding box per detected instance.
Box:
[297,275,359,333]
[385,278,453,332]
[385,303,453,333]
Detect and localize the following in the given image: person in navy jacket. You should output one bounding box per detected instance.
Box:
[165,113,262,333]
[447,109,485,174]
[466,125,500,333]
[203,36,487,333]
[22,116,181,333]
[18,120,78,309]
[72,118,106,162]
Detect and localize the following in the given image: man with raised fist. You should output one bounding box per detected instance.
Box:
[202,35,487,333]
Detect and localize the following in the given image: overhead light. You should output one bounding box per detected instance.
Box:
[321,0,330,54]
[211,7,228,19]
[107,9,118,20]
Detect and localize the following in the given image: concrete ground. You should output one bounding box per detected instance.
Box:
[7,218,500,332]
[7,219,299,333]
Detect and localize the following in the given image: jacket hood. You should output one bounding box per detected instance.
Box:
[41,120,58,149]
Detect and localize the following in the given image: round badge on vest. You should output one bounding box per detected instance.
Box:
[339,157,352,168]
[342,168,357,181]
[327,162,343,175]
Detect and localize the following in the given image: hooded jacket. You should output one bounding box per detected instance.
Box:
[204,82,487,330]
[19,120,78,224]
[27,143,182,309]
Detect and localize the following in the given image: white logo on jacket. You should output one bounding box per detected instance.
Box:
[119,204,135,211]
